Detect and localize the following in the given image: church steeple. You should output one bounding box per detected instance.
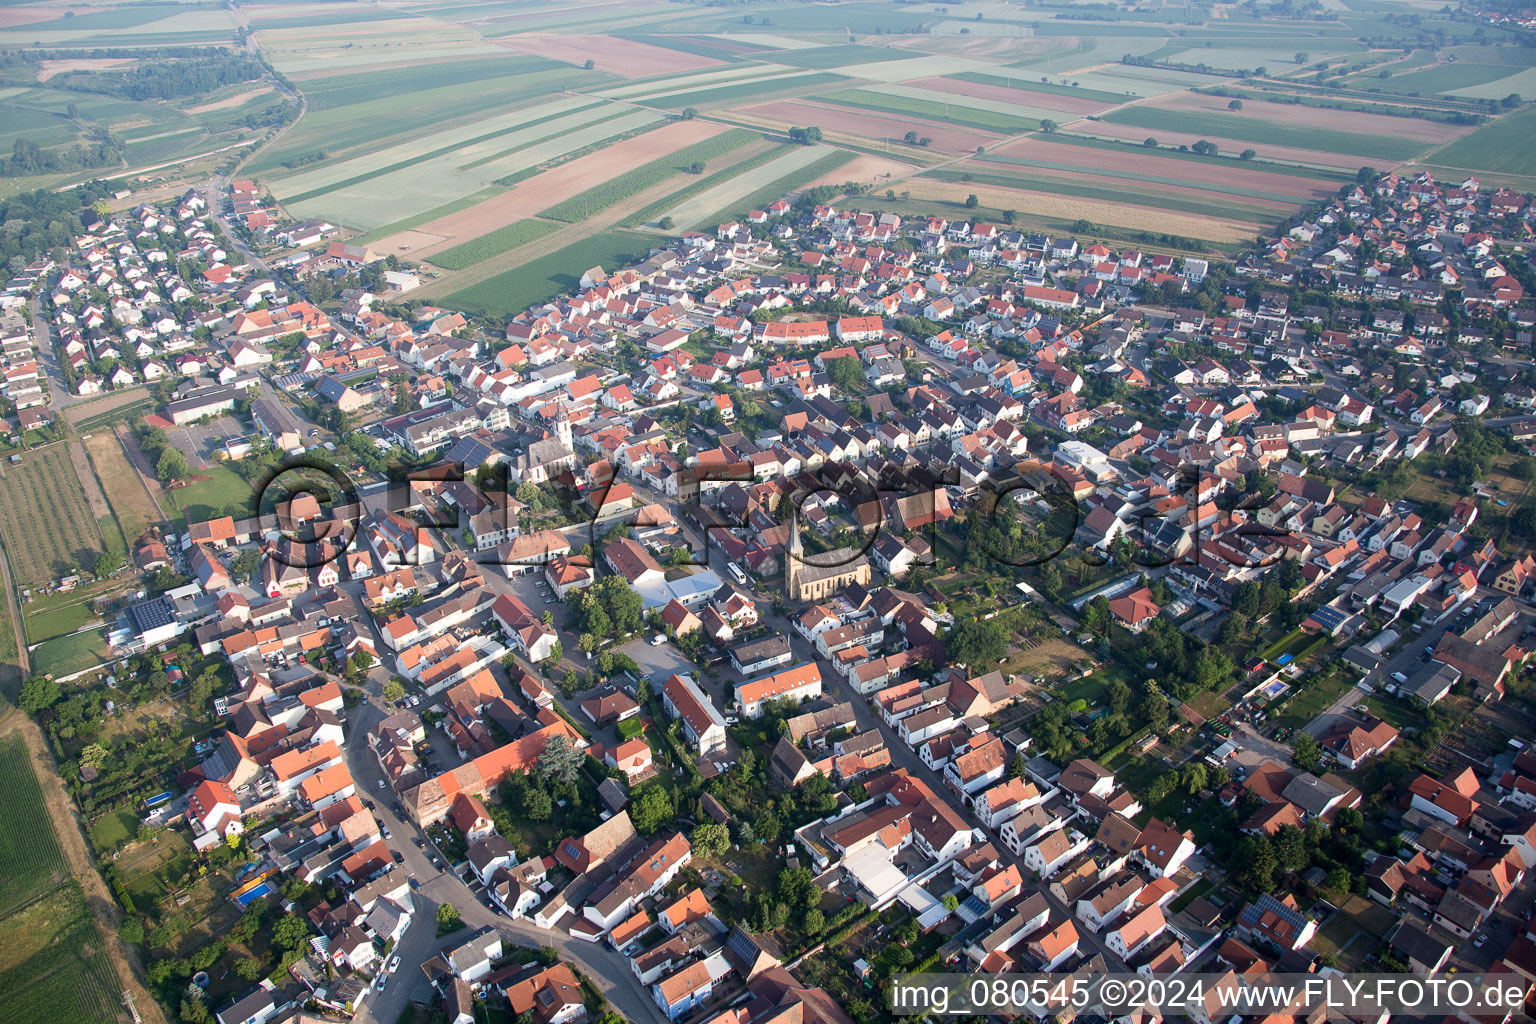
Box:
[785,509,802,599]
[554,405,572,449]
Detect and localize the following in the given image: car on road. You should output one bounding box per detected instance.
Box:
[380,825,392,840]
[376,779,385,789]
[388,955,401,974]
[413,837,425,848]
[374,973,388,991]
[1474,934,1487,948]
[410,695,421,707]
[1391,671,1409,684]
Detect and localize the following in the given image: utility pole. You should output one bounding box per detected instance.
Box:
[123,992,142,1024]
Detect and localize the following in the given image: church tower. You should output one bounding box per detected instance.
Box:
[554,405,572,450]
[785,510,803,601]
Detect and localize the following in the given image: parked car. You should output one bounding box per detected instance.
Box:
[376,779,385,790]
[388,956,401,974]
[649,635,666,647]
[374,973,388,991]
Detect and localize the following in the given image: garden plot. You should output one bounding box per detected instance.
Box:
[287,108,663,230]
[665,144,841,229]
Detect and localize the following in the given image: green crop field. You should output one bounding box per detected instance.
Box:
[1368,62,1518,97]
[0,446,106,587]
[1098,106,1429,161]
[948,72,1133,105]
[0,736,66,918]
[540,128,759,222]
[644,72,848,110]
[691,148,855,229]
[430,220,562,270]
[819,88,1041,135]
[1428,105,1536,176]
[624,140,788,226]
[444,230,658,316]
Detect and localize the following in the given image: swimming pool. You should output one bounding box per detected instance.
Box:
[234,882,272,907]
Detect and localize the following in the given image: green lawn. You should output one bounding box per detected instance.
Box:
[1362,693,1423,731]
[22,601,95,643]
[87,808,139,855]
[1271,669,1354,731]
[169,463,251,522]
[30,630,110,678]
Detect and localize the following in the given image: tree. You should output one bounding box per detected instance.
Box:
[271,914,309,950]
[538,735,584,786]
[524,786,553,820]
[1007,752,1027,779]
[941,893,959,912]
[1502,93,1522,109]
[631,785,673,834]
[346,649,374,679]
[681,107,698,120]
[1235,834,1277,891]
[1143,137,1158,147]
[583,58,596,69]
[230,549,260,580]
[964,193,979,209]
[787,126,822,145]
[1001,208,1015,224]
[233,958,264,982]
[436,902,461,933]
[1228,99,1243,110]
[1039,119,1058,133]
[180,998,210,1024]
[802,906,824,934]
[686,161,705,174]
[1292,733,1322,771]
[1191,139,1218,157]
[382,679,406,702]
[1082,594,1111,635]
[1138,689,1169,731]
[120,918,145,945]
[946,617,1007,666]
[18,676,61,714]
[1240,148,1256,160]
[826,355,863,392]
[1295,51,1309,63]
[157,447,189,483]
[903,130,919,144]
[690,822,728,857]
[1272,823,1307,872]
[658,216,675,230]
[80,743,108,769]
[1182,762,1207,795]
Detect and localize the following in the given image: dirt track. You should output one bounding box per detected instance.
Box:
[0,710,169,1024]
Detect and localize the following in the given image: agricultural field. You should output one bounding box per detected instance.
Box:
[81,432,162,546]
[63,0,1523,290]
[443,229,657,318]
[0,445,109,588]
[0,733,124,1024]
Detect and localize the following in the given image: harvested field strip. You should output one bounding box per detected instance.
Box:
[250,66,598,173]
[919,75,1115,116]
[1098,105,1427,161]
[734,98,1000,155]
[921,168,1284,224]
[686,148,855,229]
[820,88,1043,135]
[642,71,848,109]
[974,153,1323,202]
[614,33,751,63]
[658,143,834,229]
[623,139,788,226]
[443,229,656,316]
[354,187,504,244]
[898,178,1255,246]
[595,62,795,100]
[267,93,596,196]
[0,735,65,918]
[287,109,664,230]
[770,43,914,69]
[429,220,561,270]
[872,83,1070,126]
[458,106,625,171]
[1015,132,1353,181]
[949,71,1131,105]
[1158,89,1472,141]
[540,127,753,221]
[280,101,608,204]
[294,55,558,108]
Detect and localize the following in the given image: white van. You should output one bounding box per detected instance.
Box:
[727,562,748,586]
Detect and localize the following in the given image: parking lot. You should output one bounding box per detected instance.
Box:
[617,634,695,687]
[166,413,244,469]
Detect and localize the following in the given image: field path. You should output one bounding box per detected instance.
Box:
[0,530,27,695]
[0,709,170,1024]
